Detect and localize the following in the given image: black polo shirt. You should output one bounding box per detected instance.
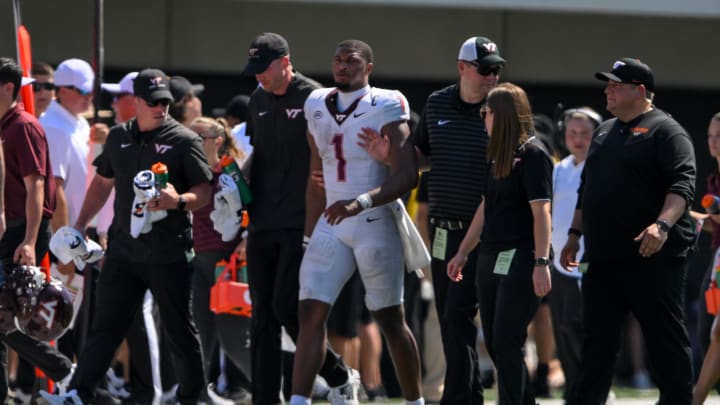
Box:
[578,108,696,260]
[481,137,553,250]
[412,84,488,222]
[246,72,322,232]
[94,117,212,264]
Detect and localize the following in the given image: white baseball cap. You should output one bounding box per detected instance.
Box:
[20,77,35,86]
[101,71,138,94]
[54,58,95,94]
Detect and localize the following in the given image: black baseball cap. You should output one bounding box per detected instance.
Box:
[133,68,174,103]
[595,58,655,92]
[169,76,205,101]
[242,33,289,76]
[225,94,250,119]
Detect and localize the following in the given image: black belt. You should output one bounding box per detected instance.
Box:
[430,217,467,231]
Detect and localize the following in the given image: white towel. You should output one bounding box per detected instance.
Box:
[210,174,243,242]
[389,199,431,275]
[130,170,167,238]
[49,226,104,270]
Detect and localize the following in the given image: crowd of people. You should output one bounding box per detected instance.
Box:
[0,29,719,405]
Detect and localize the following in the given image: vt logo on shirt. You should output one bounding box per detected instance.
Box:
[286,108,302,119]
[155,144,173,154]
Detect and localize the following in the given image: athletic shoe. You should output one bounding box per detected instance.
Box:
[327,368,360,405]
[39,388,84,405]
[198,384,235,405]
[10,388,31,405]
[56,364,77,396]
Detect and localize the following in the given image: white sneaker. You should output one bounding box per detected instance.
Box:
[162,384,178,405]
[39,388,84,405]
[10,388,31,405]
[327,368,360,405]
[198,384,235,405]
[606,389,616,405]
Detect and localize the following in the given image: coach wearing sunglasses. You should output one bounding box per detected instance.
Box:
[43,68,214,405]
[409,36,504,404]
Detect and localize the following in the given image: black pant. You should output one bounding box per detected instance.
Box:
[567,257,693,405]
[246,230,348,405]
[192,250,252,381]
[0,219,73,400]
[548,269,584,401]
[429,225,482,405]
[476,247,538,405]
[69,258,205,405]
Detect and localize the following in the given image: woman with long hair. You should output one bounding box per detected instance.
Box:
[447,83,553,404]
[189,116,251,401]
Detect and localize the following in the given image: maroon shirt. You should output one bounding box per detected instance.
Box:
[192,168,242,253]
[708,171,720,251]
[0,105,55,220]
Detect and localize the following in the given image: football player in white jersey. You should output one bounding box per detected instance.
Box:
[289,40,424,405]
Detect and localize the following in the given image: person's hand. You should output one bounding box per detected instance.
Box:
[311,170,325,189]
[90,123,110,144]
[13,243,35,266]
[324,199,363,225]
[56,261,76,286]
[533,265,552,297]
[234,239,247,260]
[634,222,668,257]
[357,127,391,164]
[447,253,468,282]
[560,237,580,271]
[150,183,180,211]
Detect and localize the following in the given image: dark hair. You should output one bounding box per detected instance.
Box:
[713,112,720,122]
[169,93,194,123]
[486,83,533,179]
[336,40,373,64]
[32,61,54,77]
[0,57,23,100]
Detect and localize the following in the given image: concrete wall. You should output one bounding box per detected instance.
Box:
[1,0,719,89]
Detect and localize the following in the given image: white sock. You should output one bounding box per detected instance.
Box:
[289,394,311,405]
[406,398,425,405]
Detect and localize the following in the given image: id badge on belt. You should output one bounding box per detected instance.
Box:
[432,228,448,260]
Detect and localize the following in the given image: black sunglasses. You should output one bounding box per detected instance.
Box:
[145,99,171,108]
[32,82,55,92]
[464,60,503,77]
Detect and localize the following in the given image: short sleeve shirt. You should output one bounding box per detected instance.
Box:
[481,137,553,250]
[0,105,55,220]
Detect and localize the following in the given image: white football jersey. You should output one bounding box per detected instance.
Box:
[304,87,410,206]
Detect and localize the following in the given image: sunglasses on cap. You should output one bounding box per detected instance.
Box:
[32,82,55,92]
[464,61,503,77]
[145,99,171,108]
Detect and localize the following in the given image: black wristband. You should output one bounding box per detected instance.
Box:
[655,219,671,233]
[177,195,187,211]
[568,227,582,238]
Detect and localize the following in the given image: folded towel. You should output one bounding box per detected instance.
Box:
[49,226,104,270]
[210,174,243,242]
[389,199,431,276]
[130,170,167,238]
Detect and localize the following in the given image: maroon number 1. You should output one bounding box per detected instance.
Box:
[331,134,346,182]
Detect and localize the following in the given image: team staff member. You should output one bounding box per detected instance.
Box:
[561,58,695,405]
[43,68,213,405]
[448,83,552,405]
[412,36,504,404]
[242,32,357,404]
[0,57,75,404]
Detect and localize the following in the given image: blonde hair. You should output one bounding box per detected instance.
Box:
[486,83,533,179]
[192,116,244,161]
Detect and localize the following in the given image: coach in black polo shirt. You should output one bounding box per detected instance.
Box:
[46,68,214,405]
[242,32,355,404]
[412,36,504,404]
[561,58,695,405]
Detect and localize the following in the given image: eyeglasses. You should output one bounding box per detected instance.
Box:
[480,106,492,120]
[61,86,92,96]
[32,82,54,92]
[112,92,132,103]
[463,61,503,77]
[145,99,171,108]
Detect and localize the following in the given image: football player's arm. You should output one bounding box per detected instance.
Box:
[363,119,418,206]
[304,131,326,237]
